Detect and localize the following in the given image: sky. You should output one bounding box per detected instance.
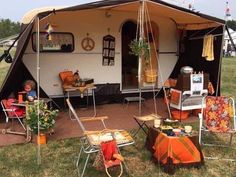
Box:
[0,0,235,22]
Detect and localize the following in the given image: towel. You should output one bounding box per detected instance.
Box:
[202,35,214,61]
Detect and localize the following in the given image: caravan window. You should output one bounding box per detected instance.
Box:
[32,32,74,52]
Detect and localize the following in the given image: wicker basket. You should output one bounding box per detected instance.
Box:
[145,69,157,83]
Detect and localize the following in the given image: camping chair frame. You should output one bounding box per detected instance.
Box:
[1,99,26,136]
[66,99,134,177]
[199,96,236,161]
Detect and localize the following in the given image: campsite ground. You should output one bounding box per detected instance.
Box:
[0,51,236,176]
[0,122,235,177]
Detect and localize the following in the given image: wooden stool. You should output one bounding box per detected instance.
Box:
[133,114,161,136]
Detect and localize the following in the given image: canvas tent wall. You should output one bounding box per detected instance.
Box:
[0,0,225,101]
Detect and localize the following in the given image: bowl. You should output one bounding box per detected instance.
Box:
[180,66,193,74]
[161,125,173,134]
[27,96,34,102]
[184,126,192,133]
[173,128,181,136]
[163,119,179,127]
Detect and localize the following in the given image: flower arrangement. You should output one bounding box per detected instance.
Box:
[25,100,58,134]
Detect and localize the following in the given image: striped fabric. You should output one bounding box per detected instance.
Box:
[153,132,201,164]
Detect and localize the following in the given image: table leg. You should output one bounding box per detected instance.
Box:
[86,90,89,108]
[133,118,148,136]
[92,89,96,117]
[67,91,76,120]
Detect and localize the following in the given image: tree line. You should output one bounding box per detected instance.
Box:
[0,19,20,39]
[227,20,236,31]
[0,18,236,39]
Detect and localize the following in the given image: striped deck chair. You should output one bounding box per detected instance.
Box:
[1,99,26,136]
[66,99,134,177]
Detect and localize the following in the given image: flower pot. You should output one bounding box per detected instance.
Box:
[37,133,47,145]
[145,69,157,83]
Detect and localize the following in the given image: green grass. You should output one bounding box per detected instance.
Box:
[0,47,14,87]
[0,128,235,177]
[221,57,236,100]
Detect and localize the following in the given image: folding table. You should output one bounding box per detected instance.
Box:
[63,84,97,120]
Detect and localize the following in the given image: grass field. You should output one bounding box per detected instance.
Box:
[0,126,235,177]
[0,47,14,86]
[0,53,236,176]
[221,57,236,100]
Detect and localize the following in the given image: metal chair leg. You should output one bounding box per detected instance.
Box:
[76,146,84,168]
[80,154,90,177]
[229,133,233,145]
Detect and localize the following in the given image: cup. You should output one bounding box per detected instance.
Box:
[18,93,23,103]
[184,125,192,133]
[154,119,161,128]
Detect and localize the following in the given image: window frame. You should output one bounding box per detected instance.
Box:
[31,32,75,53]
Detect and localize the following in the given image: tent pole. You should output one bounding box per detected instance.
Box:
[225,25,236,52]
[216,25,226,96]
[36,16,41,165]
[138,0,144,116]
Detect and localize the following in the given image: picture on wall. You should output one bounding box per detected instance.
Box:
[102,35,115,66]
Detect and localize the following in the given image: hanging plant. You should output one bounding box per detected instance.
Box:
[129,39,150,63]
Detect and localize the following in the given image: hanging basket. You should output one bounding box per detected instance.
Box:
[145,69,157,83]
[37,133,47,145]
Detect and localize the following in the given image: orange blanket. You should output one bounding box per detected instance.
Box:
[153,132,201,164]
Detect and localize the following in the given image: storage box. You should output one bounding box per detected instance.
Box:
[81,78,94,85]
[175,73,209,91]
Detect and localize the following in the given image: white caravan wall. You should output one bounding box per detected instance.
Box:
[23,9,177,97]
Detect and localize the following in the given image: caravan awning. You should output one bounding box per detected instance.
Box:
[21,0,225,30]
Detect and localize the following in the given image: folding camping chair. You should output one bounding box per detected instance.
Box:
[1,99,26,136]
[199,96,236,160]
[66,99,134,177]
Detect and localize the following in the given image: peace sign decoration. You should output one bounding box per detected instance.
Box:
[81,34,95,51]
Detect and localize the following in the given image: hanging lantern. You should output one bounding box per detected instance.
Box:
[44,23,56,41]
[0,50,12,63]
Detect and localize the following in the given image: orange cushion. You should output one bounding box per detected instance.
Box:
[64,76,75,86]
[59,71,73,82]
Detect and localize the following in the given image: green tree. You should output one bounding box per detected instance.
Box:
[226,20,236,31]
[0,18,20,39]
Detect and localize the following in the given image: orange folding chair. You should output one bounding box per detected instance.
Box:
[199,96,236,160]
[1,99,26,136]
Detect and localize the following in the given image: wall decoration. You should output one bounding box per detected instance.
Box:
[81,33,95,51]
[102,35,115,66]
[32,32,74,52]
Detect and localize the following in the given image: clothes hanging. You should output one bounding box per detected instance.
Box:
[202,35,214,61]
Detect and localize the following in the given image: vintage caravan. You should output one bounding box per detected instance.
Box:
[0,0,225,103]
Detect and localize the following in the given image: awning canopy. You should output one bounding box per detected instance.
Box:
[21,0,225,30]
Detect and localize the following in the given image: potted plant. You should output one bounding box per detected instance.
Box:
[129,39,157,83]
[129,39,150,62]
[25,100,58,144]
